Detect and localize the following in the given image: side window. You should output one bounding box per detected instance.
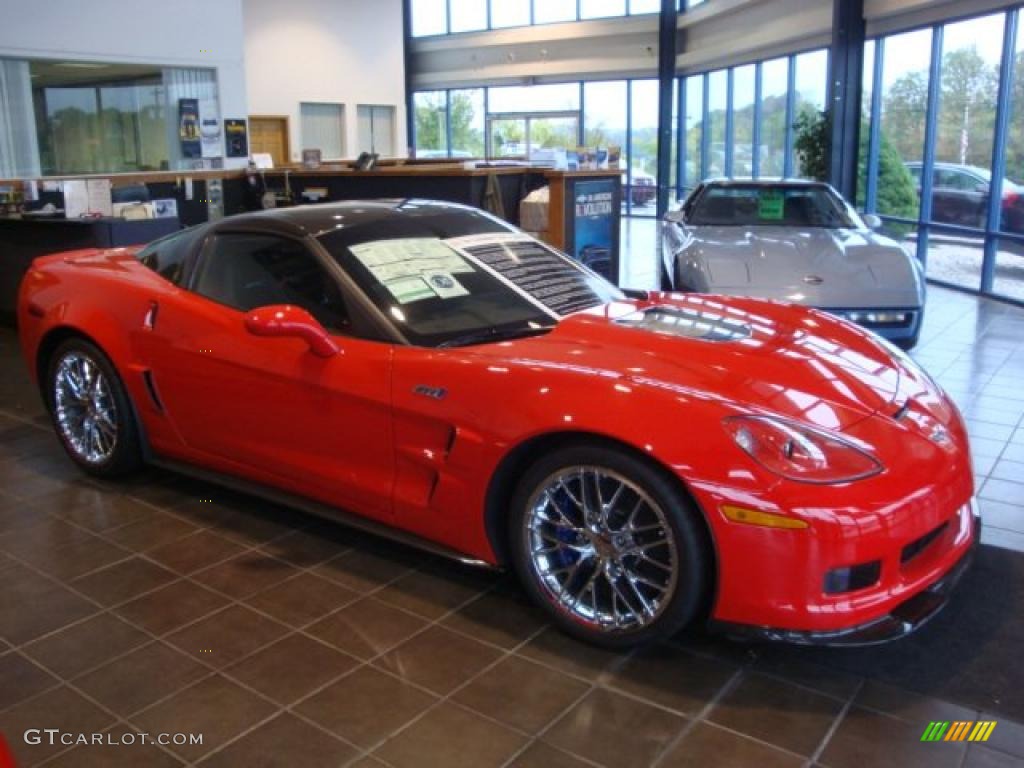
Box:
[192,233,351,333]
[137,225,203,285]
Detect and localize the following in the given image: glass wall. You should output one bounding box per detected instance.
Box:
[681,76,703,193]
[860,8,1024,303]
[732,65,755,177]
[414,78,664,216]
[629,80,659,215]
[412,90,448,156]
[674,47,830,196]
[759,57,788,177]
[450,88,485,156]
[706,70,727,176]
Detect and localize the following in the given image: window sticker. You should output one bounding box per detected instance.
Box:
[351,238,475,303]
[758,190,785,220]
[450,237,602,317]
[386,275,436,304]
[423,271,469,299]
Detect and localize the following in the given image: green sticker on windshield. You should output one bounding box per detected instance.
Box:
[758,190,785,220]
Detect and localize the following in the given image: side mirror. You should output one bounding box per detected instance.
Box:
[244,305,339,358]
[862,213,882,230]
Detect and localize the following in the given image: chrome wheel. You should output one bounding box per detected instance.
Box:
[525,466,679,632]
[53,351,118,464]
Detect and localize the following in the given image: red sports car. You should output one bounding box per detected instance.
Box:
[18,200,978,648]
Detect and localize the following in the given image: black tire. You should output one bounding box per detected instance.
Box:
[46,338,143,478]
[508,442,710,649]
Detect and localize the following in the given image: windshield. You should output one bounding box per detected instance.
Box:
[688,185,856,228]
[318,232,622,347]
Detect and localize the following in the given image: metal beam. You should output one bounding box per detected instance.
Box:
[676,77,687,197]
[752,61,763,178]
[916,25,943,269]
[982,9,1017,293]
[403,0,415,155]
[724,67,735,177]
[656,0,679,218]
[864,36,883,211]
[828,0,865,197]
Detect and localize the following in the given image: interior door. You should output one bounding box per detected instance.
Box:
[143,231,394,520]
[248,116,290,167]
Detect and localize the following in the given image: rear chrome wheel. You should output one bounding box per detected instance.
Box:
[510,444,709,648]
[47,338,142,477]
[525,467,678,632]
[53,351,119,464]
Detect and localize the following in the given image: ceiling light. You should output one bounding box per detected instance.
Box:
[54,62,110,70]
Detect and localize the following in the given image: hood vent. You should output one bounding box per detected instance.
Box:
[616,306,752,342]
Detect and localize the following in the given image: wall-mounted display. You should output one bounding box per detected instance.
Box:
[178,98,201,158]
[225,119,249,158]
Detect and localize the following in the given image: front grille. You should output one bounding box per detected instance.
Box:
[901,521,949,565]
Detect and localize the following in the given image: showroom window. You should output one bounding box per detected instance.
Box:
[414,79,668,217]
[413,91,448,157]
[413,49,831,218]
[731,65,755,178]
[449,0,487,33]
[678,75,703,194]
[356,105,396,156]
[410,0,664,37]
[759,57,789,178]
[673,47,829,202]
[300,103,345,160]
[0,58,220,178]
[859,7,1024,303]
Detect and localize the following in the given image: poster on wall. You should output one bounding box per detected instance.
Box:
[200,98,222,158]
[224,119,249,158]
[570,179,617,281]
[178,98,201,159]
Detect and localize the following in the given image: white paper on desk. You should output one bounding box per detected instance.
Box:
[63,180,89,218]
[86,179,113,217]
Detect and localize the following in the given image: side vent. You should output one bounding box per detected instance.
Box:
[142,370,165,413]
[426,473,441,504]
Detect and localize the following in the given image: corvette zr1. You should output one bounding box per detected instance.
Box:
[18,199,977,647]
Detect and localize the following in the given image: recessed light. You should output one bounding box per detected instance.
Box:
[54,62,110,70]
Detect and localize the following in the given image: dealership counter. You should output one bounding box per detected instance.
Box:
[0,163,621,327]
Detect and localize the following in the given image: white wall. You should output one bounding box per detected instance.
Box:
[244,0,408,161]
[0,0,250,169]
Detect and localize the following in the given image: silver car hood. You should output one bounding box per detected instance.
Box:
[668,225,923,308]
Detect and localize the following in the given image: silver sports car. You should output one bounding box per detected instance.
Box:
[661,179,926,348]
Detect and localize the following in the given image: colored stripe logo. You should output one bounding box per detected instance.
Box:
[921,721,997,742]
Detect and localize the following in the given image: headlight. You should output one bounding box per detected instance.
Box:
[840,310,910,325]
[723,415,883,484]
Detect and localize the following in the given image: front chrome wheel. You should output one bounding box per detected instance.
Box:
[525,466,679,632]
[53,351,119,465]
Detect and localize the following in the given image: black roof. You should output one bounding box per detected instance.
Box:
[215,199,513,241]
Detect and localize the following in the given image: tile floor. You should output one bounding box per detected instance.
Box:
[1,279,1024,767]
